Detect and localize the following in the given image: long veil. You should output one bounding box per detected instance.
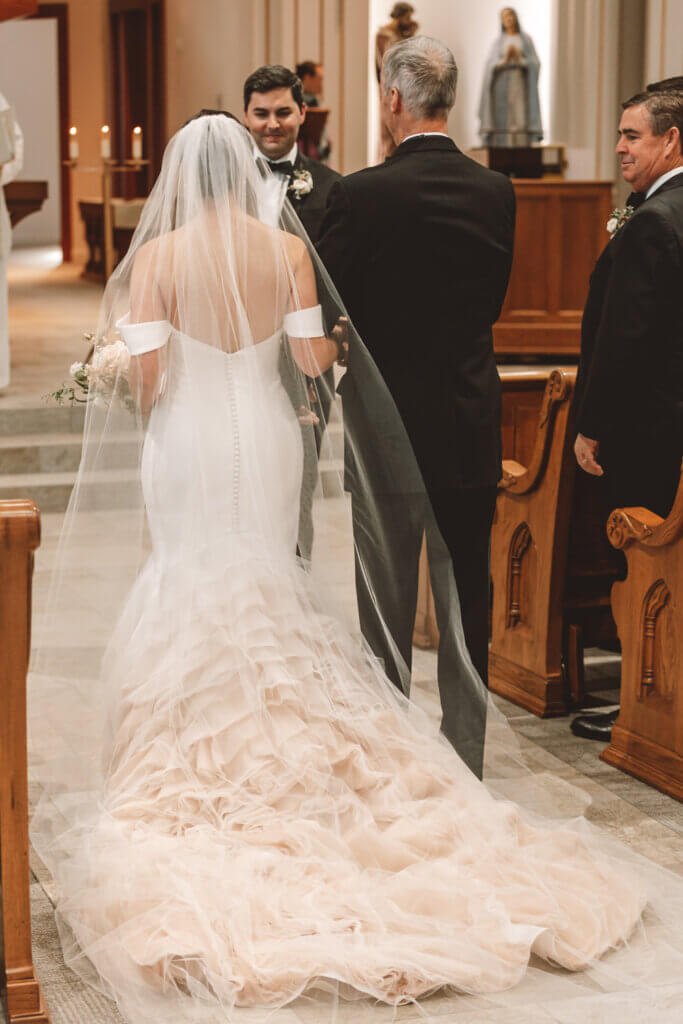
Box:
[29,115,683,1023]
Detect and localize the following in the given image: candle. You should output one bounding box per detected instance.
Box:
[68,126,79,160]
[100,124,111,159]
[131,125,143,160]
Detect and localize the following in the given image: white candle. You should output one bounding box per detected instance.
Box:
[68,126,79,160]
[100,124,111,159]
[131,125,143,160]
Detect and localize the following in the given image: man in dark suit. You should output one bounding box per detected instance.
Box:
[572,87,683,740]
[243,65,341,557]
[243,64,339,242]
[317,36,515,775]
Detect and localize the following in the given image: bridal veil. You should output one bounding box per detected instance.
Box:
[28,114,683,1024]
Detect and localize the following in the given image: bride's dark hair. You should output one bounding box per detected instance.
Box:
[171,111,260,220]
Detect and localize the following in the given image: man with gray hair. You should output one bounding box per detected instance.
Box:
[318,36,515,775]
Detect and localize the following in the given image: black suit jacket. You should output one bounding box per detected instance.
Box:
[317,134,516,492]
[290,151,341,244]
[576,174,683,505]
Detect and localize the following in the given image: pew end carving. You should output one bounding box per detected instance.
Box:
[601,463,683,801]
[0,500,51,1023]
[489,369,577,716]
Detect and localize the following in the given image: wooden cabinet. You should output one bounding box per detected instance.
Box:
[494,180,613,357]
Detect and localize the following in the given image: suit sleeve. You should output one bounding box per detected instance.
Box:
[577,210,677,440]
[316,179,363,320]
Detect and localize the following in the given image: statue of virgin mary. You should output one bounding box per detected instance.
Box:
[479,7,542,147]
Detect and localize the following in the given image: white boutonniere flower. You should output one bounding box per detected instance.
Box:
[606,205,635,238]
[288,169,313,200]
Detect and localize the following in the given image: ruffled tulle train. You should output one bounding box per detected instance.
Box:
[44,540,647,1020]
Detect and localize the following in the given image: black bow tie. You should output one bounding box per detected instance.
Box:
[626,191,646,210]
[266,159,294,176]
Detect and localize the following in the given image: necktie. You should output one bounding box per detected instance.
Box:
[626,191,645,210]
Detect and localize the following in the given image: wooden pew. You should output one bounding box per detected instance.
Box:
[0,500,51,1024]
[488,369,621,715]
[601,464,683,801]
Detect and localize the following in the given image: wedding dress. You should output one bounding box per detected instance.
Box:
[30,114,683,1024]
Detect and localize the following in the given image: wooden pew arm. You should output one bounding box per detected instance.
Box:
[607,460,683,550]
[500,368,575,495]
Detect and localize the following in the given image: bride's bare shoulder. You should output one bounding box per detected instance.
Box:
[278,227,308,267]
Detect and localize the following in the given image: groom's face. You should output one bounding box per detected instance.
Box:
[244,87,306,161]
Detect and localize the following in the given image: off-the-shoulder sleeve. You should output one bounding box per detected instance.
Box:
[116,314,172,355]
[282,304,324,338]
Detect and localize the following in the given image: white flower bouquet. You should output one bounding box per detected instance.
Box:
[46,332,136,413]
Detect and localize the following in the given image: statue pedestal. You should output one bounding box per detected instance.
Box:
[469,146,543,178]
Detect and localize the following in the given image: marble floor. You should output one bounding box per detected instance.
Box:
[5,250,683,1023]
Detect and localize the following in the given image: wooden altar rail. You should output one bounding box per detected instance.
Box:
[601,463,683,802]
[0,501,51,1023]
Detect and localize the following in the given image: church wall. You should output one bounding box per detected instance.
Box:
[165,0,369,176]
[0,17,60,245]
[61,0,108,264]
[165,0,259,135]
[645,0,683,83]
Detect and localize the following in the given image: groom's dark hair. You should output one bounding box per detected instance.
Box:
[244,66,304,111]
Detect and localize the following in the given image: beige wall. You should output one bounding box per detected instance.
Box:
[63,0,109,263]
[645,0,683,83]
[0,17,61,245]
[166,0,370,175]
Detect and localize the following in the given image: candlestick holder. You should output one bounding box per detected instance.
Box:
[63,157,150,279]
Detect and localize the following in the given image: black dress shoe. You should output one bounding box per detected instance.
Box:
[570,709,619,741]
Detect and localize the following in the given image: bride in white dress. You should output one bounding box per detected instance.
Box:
[30,114,683,1024]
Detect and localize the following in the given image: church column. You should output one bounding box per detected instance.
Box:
[645,0,683,83]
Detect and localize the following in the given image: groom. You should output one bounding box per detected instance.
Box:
[318,37,515,776]
[243,64,340,245]
[243,65,341,557]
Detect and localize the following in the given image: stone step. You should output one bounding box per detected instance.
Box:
[2,462,345,514]
[0,402,85,437]
[0,432,138,475]
[0,468,140,514]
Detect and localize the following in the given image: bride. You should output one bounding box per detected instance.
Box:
[30,113,683,1024]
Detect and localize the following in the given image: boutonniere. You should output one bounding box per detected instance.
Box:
[606,205,635,238]
[288,169,313,200]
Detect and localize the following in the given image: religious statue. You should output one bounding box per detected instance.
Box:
[478,7,542,148]
[375,3,419,82]
[375,3,419,159]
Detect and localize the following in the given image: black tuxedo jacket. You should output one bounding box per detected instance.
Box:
[290,151,341,244]
[317,134,516,492]
[575,174,683,507]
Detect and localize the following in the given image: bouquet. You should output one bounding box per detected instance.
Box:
[46,332,136,413]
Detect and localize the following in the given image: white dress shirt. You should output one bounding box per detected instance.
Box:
[400,131,450,143]
[254,141,299,227]
[645,165,683,199]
